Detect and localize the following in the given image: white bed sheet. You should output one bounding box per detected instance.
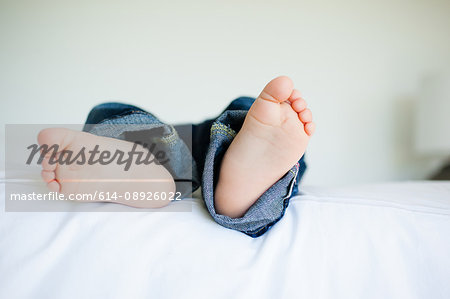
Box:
[1,173,449,299]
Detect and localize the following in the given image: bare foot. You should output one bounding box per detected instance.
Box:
[38,128,175,208]
[215,76,315,218]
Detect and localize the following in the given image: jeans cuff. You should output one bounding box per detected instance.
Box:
[201,110,299,237]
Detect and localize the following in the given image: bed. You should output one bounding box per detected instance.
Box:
[1,171,449,299]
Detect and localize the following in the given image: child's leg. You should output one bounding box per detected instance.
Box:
[37,127,175,208]
[200,76,314,237]
[37,103,196,208]
[215,77,314,217]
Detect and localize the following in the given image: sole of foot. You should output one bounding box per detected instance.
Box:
[215,76,315,218]
[38,128,175,208]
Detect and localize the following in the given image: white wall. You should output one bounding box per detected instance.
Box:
[1,0,449,186]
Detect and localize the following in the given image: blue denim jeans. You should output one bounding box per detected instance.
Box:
[83,97,306,237]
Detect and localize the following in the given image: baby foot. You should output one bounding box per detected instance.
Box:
[38,128,175,208]
[215,76,315,218]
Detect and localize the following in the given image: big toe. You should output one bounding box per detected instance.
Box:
[249,76,296,126]
[258,76,294,103]
[37,128,71,148]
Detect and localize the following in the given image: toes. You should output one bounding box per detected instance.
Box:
[258,76,294,103]
[37,128,68,147]
[47,180,60,192]
[291,98,307,113]
[298,108,313,123]
[41,170,55,183]
[305,122,316,136]
[288,89,302,102]
[41,152,59,171]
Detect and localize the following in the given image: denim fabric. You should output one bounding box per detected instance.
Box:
[83,98,307,237]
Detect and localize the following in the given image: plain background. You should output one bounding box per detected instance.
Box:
[1,0,449,186]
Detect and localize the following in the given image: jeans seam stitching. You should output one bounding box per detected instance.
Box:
[210,123,237,139]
